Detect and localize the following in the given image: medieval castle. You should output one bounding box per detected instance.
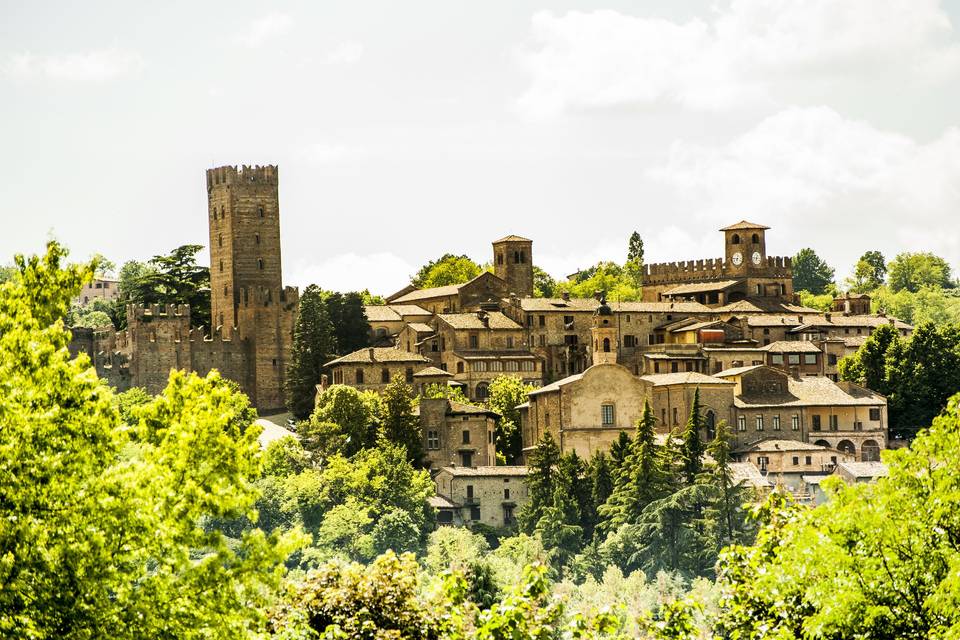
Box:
[70,165,297,411]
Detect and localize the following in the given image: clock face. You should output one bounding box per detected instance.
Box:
[731,252,743,266]
[752,251,762,265]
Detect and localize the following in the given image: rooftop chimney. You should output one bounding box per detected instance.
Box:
[368,347,376,361]
[561,291,570,301]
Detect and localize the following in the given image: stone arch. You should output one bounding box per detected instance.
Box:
[475,382,490,400]
[837,439,856,456]
[603,337,611,352]
[751,233,760,244]
[731,233,741,245]
[861,439,881,462]
[813,439,830,448]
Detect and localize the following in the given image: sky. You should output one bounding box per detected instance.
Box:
[2,0,959,295]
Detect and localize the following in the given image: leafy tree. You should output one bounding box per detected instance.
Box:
[421,382,470,404]
[303,384,380,457]
[837,323,899,392]
[113,386,151,425]
[518,431,561,534]
[262,435,311,477]
[700,420,754,556]
[70,308,113,328]
[888,251,954,292]
[485,374,533,464]
[412,254,482,289]
[588,452,614,519]
[608,430,632,482]
[0,263,16,283]
[797,287,836,311]
[124,245,211,329]
[0,242,303,639]
[791,248,835,295]
[533,265,557,298]
[359,288,386,305]
[536,476,584,571]
[846,250,886,292]
[285,284,338,419]
[323,290,370,355]
[557,261,640,302]
[869,284,960,326]
[380,374,425,465]
[681,389,705,484]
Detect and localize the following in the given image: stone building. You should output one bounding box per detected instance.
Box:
[325,347,434,392]
[386,271,510,314]
[492,235,534,298]
[640,371,736,435]
[68,165,298,411]
[732,439,853,491]
[415,397,499,469]
[642,221,793,306]
[365,304,432,344]
[76,277,120,306]
[433,466,528,528]
[832,293,872,315]
[716,365,887,459]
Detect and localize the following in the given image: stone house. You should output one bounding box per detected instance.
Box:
[365,304,432,344]
[325,347,433,393]
[761,341,823,377]
[415,397,498,469]
[76,277,120,306]
[386,271,510,315]
[732,438,853,491]
[640,371,737,435]
[433,466,529,528]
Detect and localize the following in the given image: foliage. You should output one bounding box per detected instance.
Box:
[68,307,114,328]
[680,389,704,484]
[322,290,370,355]
[0,241,303,639]
[518,431,561,534]
[412,254,483,289]
[869,284,960,326]
[557,261,640,302]
[303,384,380,457]
[285,284,338,419]
[380,375,425,465]
[796,286,835,311]
[420,382,471,404]
[485,374,535,464]
[846,249,887,292]
[113,386,152,425]
[533,265,557,298]
[888,251,954,292]
[625,231,644,290]
[263,435,311,477]
[121,245,211,329]
[791,247,835,295]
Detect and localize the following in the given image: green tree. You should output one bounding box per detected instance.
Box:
[285,284,338,419]
[518,431,561,534]
[262,435,311,477]
[888,251,954,292]
[113,386,152,425]
[421,382,470,404]
[557,261,640,302]
[533,266,557,298]
[791,248,835,295]
[323,290,370,355]
[588,452,614,520]
[304,384,380,457]
[837,322,900,392]
[381,374,425,465]
[125,245,212,329]
[485,375,533,464]
[0,242,303,639]
[625,231,644,290]
[412,254,482,289]
[681,389,705,484]
[846,250,886,292]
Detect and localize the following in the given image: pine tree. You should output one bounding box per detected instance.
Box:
[380,374,425,466]
[701,420,753,555]
[681,388,705,484]
[536,460,584,571]
[559,451,595,541]
[608,430,632,483]
[285,285,337,419]
[588,451,614,520]
[518,431,560,534]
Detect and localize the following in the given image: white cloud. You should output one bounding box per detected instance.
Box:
[290,252,415,295]
[516,1,960,118]
[322,41,364,65]
[648,106,960,274]
[234,12,294,48]
[4,47,143,82]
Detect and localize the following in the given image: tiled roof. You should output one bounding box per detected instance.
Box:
[437,311,521,330]
[365,305,402,322]
[448,401,500,416]
[662,279,742,296]
[761,340,822,353]
[789,315,912,330]
[413,366,452,377]
[325,347,432,367]
[392,283,462,303]
[454,350,540,360]
[714,364,765,377]
[439,465,528,477]
[640,372,734,386]
[734,377,886,409]
[528,372,585,396]
[735,438,840,453]
[493,234,532,243]
[746,315,808,327]
[842,336,868,348]
[670,320,727,333]
[429,494,458,509]
[519,297,599,312]
[717,299,822,314]
[612,301,714,313]
[389,304,432,317]
[719,220,771,231]
[405,322,434,333]
[729,462,772,488]
[837,461,888,479]
[642,353,707,360]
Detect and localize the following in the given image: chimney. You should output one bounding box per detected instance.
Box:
[561,291,570,301]
[593,290,604,301]
[368,347,376,361]
[824,312,832,322]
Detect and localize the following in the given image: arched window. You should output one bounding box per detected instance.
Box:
[519,251,526,263]
[219,259,223,272]
[457,361,464,373]
[861,439,881,462]
[375,328,387,338]
[837,440,856,456]
[258,206,264,218]
[220,206,225,219]
[497,253,504,265]
[218,234,222,247]
[223,285,228,297]
[255,233,261,245]
[751,233,760,244]
[514,251,520,263]
[475,382,490,400]
[731,233,740,245]
[813,439,830,448]
[603,337,611,352]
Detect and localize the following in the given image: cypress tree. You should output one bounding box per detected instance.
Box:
[518,431,560,534]
[681,388,705,484]
[285,285,337,419]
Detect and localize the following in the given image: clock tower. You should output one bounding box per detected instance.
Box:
[722,220,769,274]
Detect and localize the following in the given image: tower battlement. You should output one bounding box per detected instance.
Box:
[126,303,191,320]
[206,164,278,189]
[238,285,300,309]
[641,255,792,285]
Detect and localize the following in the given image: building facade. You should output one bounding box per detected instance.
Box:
[433,466,528,528]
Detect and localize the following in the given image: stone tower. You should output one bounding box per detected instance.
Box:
[207,165,283,329]
[492,235,533,298]
[591,295,618,366]
[721,220,769,276]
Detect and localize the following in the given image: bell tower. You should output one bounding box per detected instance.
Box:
[591,295,618,366]
[721,220,769,274]
[492,235,534,298]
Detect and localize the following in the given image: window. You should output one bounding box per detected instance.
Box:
[223,285,229,297]
[490,360,503,372]
[624,335,636,347]
[763,328,770,335]
[601,404,615,426]
[217,234,222,247]
[731,233,740,245]
[506,337,514,349]
[812,415,821,431]
[538,315,545,327]
[869,408,881,421]
[462,430,470,445]
[805,455,812,465]
[504,488,511,500]
[757,456,769,471]
[737,415,746,431]
[257,258,264,270]
[488,431,493,443]
[770,353,784,365]
[381,368,390,383]
[854,421,863,431]
[603,337,611,352]
[673,407,679,425]
[772,415,781,430]
[829,414,838,431]
[469,334,479,349]
[437,510,453,524]
[219,259,224,272]
[828,354,838,365]
[792,414,800,430]
[427,430,440,449]
[563,315,574,329]
[505,361,519,372]
[470,505,481,521]
[792,456,799,466]
[539,334,545,346]
[497,253,504,265]
[662,408,667,426]
[461,452,473,467]
[355,369,364,384]
[755,415,764,431]
[787,354,800,365]
[405,367,414,383]
[466,485,474,500]
[804,353,817,365]
[258,206,264,218]
[756,284,762,295]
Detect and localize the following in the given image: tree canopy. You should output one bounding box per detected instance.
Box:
[412,254,484,289]
[285,284,338,419]
[888,251,954,292]
[791,247,835,295]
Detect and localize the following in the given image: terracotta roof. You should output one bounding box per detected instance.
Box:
[391,283,462,303]
[719,220,771,231]
[662,279,742,296]
[612,301,714,313]
[453,350,540,360]
[734,377,886,409]
[643,353,707,360]
[448,401,500,416]
[837,461,888,479]
[789,315,912,330]
[842,336,868,348]
[670,320,727,333]
[439,465,528,477]
[437,311,521,330]
[429,494,458,509]
[640,372,734,386]
[519,298,599,312]
[413,366,452,377]
[746,315,808,327]
[493,234,532,243]
[761,340,822,353]
[325,347,432,367]
[714,364,765,377]
[365,305,401,322]
[405,322,434,333]
[717,299,822,314]
[736,438,841,453]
